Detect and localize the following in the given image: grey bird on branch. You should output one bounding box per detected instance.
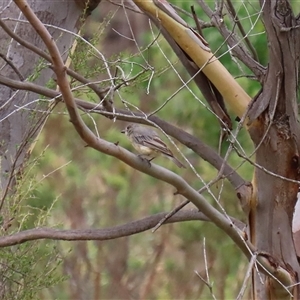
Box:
[121,124,186,168]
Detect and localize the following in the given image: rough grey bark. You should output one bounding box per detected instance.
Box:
[0,1,82,191]
[0,0,95,297]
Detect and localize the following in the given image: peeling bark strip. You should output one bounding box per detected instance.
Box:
[248,0,300,126]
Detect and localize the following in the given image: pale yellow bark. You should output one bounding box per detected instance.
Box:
[133,0,251,119]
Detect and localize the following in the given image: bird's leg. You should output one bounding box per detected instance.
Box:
[137,154,152,167]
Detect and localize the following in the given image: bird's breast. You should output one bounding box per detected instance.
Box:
[133,144,158,156]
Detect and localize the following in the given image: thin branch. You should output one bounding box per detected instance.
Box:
[0,18,112,111]
[197,0,265,81]
[0,210,242,247]
[152,200,189,232]
[236,252,258,300]
[0,52,24,80]
[170,3,213,29]
[233,143,300,185]
[108,0,143,14]
[191,5,204,35]
[152,169,232,232]
[194,238,217,300]
[226,0,259,62]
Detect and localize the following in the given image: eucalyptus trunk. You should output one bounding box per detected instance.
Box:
[247,1,300,298]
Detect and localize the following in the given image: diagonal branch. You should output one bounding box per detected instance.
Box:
[7,1,297,288]
[132,0,251,120]
[14,0,252,257]
[146,11,232,130]
[0,75,250,197]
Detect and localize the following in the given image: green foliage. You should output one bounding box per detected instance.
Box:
[0,152,65,299]
[10,2,268,299]
[1,242,64,300]
[26,58,49,83]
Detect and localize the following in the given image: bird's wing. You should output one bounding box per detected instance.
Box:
[131,127,174,157]
[143,136,174,157]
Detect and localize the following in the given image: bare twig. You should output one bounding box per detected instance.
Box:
[152,171,232,233]
[233,144,300,185]
[194,238,217,300]
[226,0,259,62]
[152,200,189,232]
[236,252,258,300]
[108,0,143,14]
[170,3,212,29]
[197,0,265,81]
[191,5,204,36]
[0,52,24,80]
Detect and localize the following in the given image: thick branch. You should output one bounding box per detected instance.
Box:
[13,0,253,261]
[0,210,245,247]
[0,75,249,195]
[0,3,250,193]
[6,1,296,288]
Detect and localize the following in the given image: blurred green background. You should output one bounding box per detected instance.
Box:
[5,1,270,299]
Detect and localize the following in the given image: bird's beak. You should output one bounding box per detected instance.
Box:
[121,129,125,134]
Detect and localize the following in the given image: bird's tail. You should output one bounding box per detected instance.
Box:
[169,156,186,168]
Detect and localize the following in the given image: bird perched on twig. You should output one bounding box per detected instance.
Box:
[121,124,186,168]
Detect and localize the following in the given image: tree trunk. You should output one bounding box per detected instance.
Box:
[0,0,99,297]
[0,1,82,191]
[248,1,300,298]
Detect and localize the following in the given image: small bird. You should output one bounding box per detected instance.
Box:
[121,124,186,168]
